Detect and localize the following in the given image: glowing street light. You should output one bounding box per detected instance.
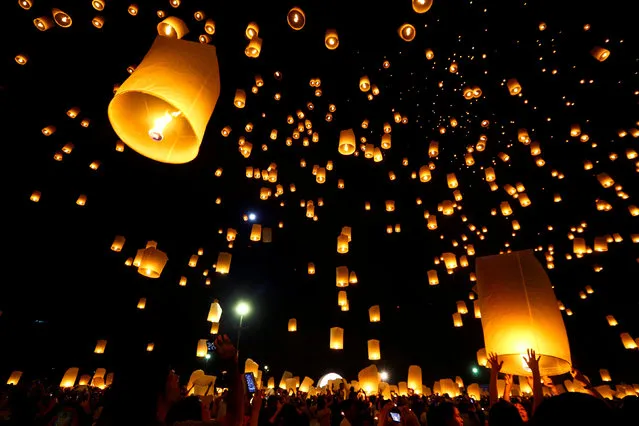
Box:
[235,301,251,352]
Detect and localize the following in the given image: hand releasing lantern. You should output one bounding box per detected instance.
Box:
[108,36,220,163]
[476,250,572,376]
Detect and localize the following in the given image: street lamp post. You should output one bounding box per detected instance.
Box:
[235,301,251,353]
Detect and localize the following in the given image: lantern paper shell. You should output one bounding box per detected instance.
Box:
[367,339,381,360]
[358,365,380,394]
[94,340,107,354]
[137,246,168,278]
[245,359,259,377]
[288,318,297,332]
[476,250,572,376]
[7,371,23,385]
[207,299,223,323]
[196,339,208,357]
[408,365,422,394]
[157,16,189,39]
[60,368,79,388]
[330,327,344,349]
[108,36,220,164]
[111,235,125,252]
[369,305,381,322]
[216,252,232,274]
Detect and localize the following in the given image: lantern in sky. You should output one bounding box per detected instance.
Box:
[412,0,433,13]
[408,366,423,394]
[330,327,344,349]
[156,17,189,39]
[620,333,637,349]
[368,339,381,360]
[94,340,107,354]
[507,78,522,95]
[60,368,79,388]
[398,24,416,41]
[108,36,220,164]
[325,29,339,49]
[52,8,72,28]
[591,46,610,62]
[287,7,305,30]
[216,252,232,274]
[207,299,223,323]
[288,318,297,332]
[369,305,381,322]
[476,250,572,376]
[339,129,356,155]
[358,365,380,394]
[137,241,168,278]
[7,371,23,386]
[196,339,208,357]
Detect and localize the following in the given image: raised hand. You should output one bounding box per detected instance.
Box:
[570,368,590,386]
[488,352,503,373]
[504,374,513,386]
[523,349,541,374]
[214,334,237,361]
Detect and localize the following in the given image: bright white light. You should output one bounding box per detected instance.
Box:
[248,213,256,221]
[317,372,343,388]
[236,301,250,316]
[380,371,389,381]
[205,353,211,360]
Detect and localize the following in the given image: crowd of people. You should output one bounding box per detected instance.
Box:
[1,336,637,426]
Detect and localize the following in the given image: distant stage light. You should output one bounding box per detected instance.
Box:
[248,213,256,221]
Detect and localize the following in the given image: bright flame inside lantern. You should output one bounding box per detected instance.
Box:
[149,111,182,141]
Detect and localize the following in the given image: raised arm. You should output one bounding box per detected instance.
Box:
[523,349,543,415]
[488,352,503,407]
[215,334,245,426]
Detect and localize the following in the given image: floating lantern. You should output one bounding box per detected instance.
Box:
[369,305,381,322]
[325,29,339,49]
[137,242,168,278]
[476,250,572,376]
[330,327,344,350]
[287,7,305,30]
[368,339,381,360]
[108,36,220,164]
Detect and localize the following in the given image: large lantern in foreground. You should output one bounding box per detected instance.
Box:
[108,36,220,163]
[476,250,571,376]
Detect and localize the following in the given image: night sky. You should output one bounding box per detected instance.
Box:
[2,0,638,388]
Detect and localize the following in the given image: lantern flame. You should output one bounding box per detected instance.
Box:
[149,110,181,141]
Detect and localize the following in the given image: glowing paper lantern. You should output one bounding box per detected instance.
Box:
[599,369,612,382]
[368,339,381,360]
[412,0,433,13]
[137,242,168,278]
[108,36,220,164]
[288,318,297,332]
[358,365,380,394]
[325,29,339,49]
[60,368,79,388]
[408,366,423,394]
[94,340,107,354]
[591,46,610,62]
[207,299,223,323]
[52,8,72,28]
[620,333,637,349]
[7,371,22,385]
[476,250,572,376]
[287,7,305,30]
[330,327,344,349]
[398,23,416,41]
[196,339,208,357]
[216,252,232,274]
[369,305,381,322]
